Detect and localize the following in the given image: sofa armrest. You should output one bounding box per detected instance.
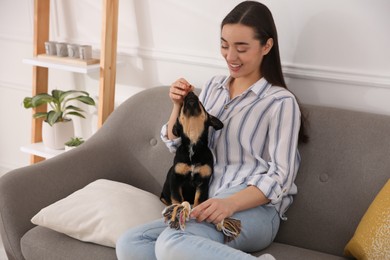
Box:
[0,86,174,260]
[0,134,130,260]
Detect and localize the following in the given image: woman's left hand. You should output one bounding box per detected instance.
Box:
[190,198,236,224]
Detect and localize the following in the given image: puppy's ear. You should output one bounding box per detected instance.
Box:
[209,115,223,130]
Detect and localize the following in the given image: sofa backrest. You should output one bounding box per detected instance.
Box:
[275,104,390,256]
[102,86,389,256]
[96,86,175,195]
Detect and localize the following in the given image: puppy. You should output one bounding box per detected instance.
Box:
[160,91,223,207]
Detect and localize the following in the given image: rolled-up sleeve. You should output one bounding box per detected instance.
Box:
[246,97,301,205]
[160,123,181,153]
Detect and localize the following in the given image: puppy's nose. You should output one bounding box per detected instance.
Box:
[188,99,196,107]
[185,92,198,106]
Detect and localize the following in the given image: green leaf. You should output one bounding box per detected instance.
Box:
[24,89,95,123]
[23,97,33,108]
[52,89,64,100]
[32,112,48,120]
[64,105,85,112]
[47,111,63,126]
[65,111,86,119]
[31,94,54,107]
[71,96,95,106]
[59,90,90,103]
[65,137,84,146]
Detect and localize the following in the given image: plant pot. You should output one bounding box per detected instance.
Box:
[42,120,74,150]
[65,145,76,151]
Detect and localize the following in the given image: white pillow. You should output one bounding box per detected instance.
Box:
[31,179,165,248]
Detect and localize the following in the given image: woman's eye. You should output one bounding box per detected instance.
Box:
[221,45,228,49]
[237,49,247,53]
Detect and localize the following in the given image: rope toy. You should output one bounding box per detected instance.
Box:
[162,202,242,243]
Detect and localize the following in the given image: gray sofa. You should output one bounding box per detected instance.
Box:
[0,86,389,260]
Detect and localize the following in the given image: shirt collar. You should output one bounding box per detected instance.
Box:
[218,76,271,97]
[217,76,231,89]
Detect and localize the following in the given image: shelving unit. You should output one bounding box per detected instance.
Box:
[23,57,101,73]
[21,143,65,159]
[26,0,119,164]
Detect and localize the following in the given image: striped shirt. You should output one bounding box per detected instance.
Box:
[161,75,301,219]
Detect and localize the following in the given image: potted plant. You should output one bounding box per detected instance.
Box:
[65,137,85,151]
[23,89,95,150]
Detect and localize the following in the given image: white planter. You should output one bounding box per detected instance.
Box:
[65,145,76,151]
[42,120,74,150]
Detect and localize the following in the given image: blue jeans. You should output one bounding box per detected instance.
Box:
[116,184,280,260]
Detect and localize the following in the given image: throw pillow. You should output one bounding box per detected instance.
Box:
[344,179,390,260]
[31,179,165,248]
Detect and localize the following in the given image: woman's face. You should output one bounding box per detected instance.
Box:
[221,24,272,81]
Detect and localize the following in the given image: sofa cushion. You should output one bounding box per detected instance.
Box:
[21,226,116,260]
[257,242,349,260]
[31,179,165,248]
[344,179,390,260]
[21,230,349,260]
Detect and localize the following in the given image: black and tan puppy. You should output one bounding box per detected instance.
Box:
[160,91,223,207]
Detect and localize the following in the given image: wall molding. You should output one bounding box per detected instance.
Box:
[118,46,390,90]
[117,45,225,69]
[282,63,390,90]
[0,80,31,93]
[136,47,225,69]
[20,0,389,91]
[0,0,33,43]
[0,33,31,43]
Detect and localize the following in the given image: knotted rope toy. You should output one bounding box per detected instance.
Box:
[162,202,242,243]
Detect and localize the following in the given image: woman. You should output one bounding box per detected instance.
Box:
[116,1,306,259]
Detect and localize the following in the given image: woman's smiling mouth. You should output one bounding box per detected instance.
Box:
[229,63,242,72]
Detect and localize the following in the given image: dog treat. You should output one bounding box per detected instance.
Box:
[162,202,241,243]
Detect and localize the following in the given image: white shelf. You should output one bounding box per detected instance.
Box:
[23,57,100,73]
[21,143,66,159]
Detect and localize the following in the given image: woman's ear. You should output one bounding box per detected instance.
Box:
[262,38,274,55]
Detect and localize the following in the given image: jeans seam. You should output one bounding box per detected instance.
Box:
[270,211,279,243]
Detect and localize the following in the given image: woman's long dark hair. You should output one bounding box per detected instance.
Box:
[222,1,308,143]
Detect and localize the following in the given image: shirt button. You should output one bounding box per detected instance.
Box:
[224,105,229,110]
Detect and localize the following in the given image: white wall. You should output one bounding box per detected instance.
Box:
[0,0,389,172]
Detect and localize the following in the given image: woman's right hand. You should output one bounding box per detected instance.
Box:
[169,78,194,106]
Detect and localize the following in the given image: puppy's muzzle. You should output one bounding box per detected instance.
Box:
[183,92,201,116]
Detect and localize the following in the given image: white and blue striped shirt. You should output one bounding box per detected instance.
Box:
[161,75,301,219]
